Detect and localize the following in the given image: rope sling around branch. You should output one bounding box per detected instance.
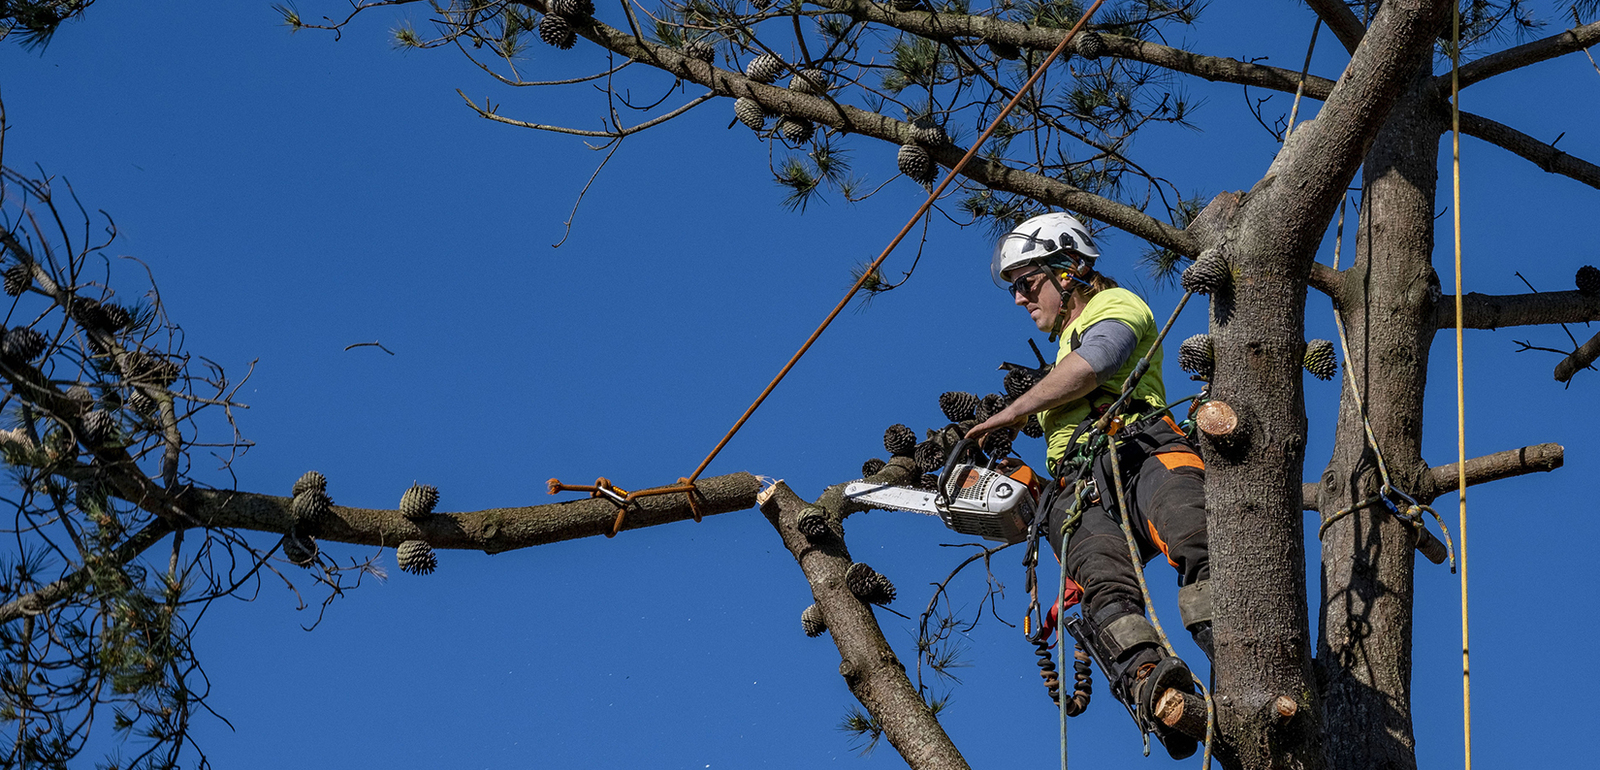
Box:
[548,0,1111,535]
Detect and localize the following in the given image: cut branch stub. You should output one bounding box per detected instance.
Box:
[845,562,896,605]
[1195,399,1238,438]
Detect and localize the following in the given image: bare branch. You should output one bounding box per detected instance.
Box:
[759,458,971,770]
[1458,111,1600,190]
[806,0,1337,100]
[1304,0,1367,53]
[1555,330,1600,382]
[186,471,762,553]
[1303,443,1564,509]
[1453,20,1600,89]
[457,89,715,138]
[1443,289,1600,330]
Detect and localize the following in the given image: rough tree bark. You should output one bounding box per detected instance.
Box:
[1198,2,1453,767]
[1315,47,1445,770]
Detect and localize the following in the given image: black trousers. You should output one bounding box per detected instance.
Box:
[1045,417,1210,627]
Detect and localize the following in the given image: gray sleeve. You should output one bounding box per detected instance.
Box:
[1075,320,1139,386]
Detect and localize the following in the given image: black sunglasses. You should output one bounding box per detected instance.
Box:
[1008,267,1051,298]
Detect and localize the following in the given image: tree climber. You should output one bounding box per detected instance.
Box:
[966,212,1213,759]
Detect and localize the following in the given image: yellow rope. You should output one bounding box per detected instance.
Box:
[1451,6,1472,769]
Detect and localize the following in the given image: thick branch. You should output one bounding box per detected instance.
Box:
[507,1,1190,254]
[1302,443,1564,509]
[1458,111,1600,190]
[808,0,1335,100]
[759,469,969,770]
[1453,20,1600,89]
[1554,331,1600,382]
[188,472,762,553]
[1443,290,1600,330]
[1305,0,1366,53]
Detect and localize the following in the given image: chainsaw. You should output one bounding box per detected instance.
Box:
[844,437,1043,544]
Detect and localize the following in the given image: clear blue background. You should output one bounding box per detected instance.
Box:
[2,2,1597,768]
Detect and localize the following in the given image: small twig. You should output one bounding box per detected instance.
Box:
[343,341,395,355]
[553,139,625,249]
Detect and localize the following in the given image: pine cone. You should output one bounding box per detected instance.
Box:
[884,424,917,456]
[280,533,318,567]
[980,431,1013,459]
[1003,367,1043,399]
[939,391,979,422]
[976,393,1009,422]
[911,117,947,146]
[801,604,827,637]
[66,384,94,408]
[127,390,157,417]
[550,0,593,17]
[1303,339,1337,381]
[1578,265,1600,296]
[71,298,111,330]
[2,327,46,362]
[399,483,439,520]
[745,53,783,84]
[2,265,29,297]
[292,470,327,497]
[291,489,332,525]
[102,303,133,331]
[987,40,1020,60]
[396,540,438,575]
[797,505,831,540]
[538,14,576,49]
[82,410,116,445]
[733,97,766,131]
[1177,334,1214,378]
[919,473,940,489]
[788,68,828,94]
[846,562,896,604]
[861,458,887,478]
[897,143,935,185]
[777,117,814,144]
[1074,31,1106,60]
[1022,415,1044,439]
[1180,249,1230,295]
[914,439,947,473]
[683,38,714,63]
[891,0,919,10]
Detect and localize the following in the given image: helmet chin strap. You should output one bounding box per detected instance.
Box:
[1043,266,1091,343]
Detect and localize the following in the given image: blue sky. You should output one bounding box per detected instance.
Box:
[3,2,1598,768]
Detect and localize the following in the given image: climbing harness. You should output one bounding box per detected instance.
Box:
[547,0,1110,528]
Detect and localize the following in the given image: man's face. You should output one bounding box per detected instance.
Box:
[1005,266,1064,334]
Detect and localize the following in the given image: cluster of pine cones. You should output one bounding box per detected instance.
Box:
[859,361,1050,486]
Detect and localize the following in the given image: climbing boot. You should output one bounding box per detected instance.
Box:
[1179,579,1216,664]
[1134,654,1200,760]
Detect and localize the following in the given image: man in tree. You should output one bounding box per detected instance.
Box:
[969,212,1211,759]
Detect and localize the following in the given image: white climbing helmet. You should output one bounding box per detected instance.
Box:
[989,212,1101,290]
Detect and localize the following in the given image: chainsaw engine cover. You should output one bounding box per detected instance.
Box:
[939,465,1033,543]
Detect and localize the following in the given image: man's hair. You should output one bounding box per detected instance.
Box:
[1076,264,1118,297]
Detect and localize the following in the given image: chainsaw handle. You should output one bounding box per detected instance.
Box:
[936,437,977,507]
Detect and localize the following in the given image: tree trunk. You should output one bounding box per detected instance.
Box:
[1316,54,1445,770]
